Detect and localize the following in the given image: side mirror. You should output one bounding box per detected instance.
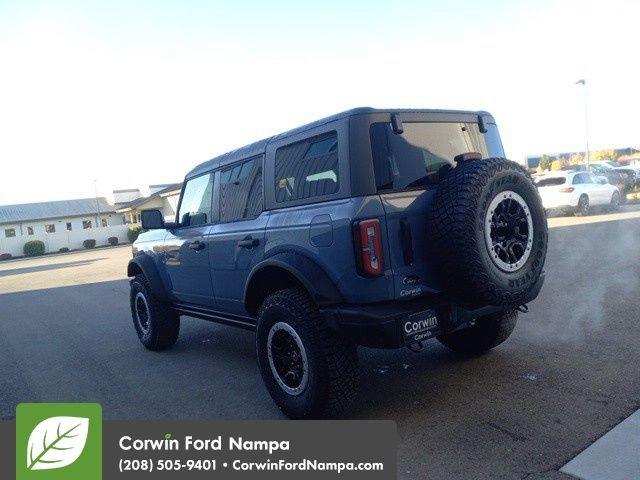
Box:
[141,209,164,230]
[598,177,608,185]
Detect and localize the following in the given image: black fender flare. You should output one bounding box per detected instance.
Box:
[127,254,170,301]
[244,252,343,314]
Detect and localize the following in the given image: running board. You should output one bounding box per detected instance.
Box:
[173,304,256,331]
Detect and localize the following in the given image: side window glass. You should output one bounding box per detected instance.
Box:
[178,173,214,226]
[275,132,339,203]
[219,156,263,222]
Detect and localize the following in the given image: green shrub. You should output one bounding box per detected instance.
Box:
[107,236,119,246]
[127,226,144,243]
[59,247,70,253]
[23,240,45,257]
[0,253,12,261]
[83,239,96,249]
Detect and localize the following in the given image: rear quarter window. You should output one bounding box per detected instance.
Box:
[274,132,339,203]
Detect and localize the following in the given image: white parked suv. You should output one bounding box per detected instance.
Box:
[536,171,620,216]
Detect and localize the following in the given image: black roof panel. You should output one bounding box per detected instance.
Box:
[186,107,488,179]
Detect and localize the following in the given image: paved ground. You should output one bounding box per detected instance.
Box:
[1,206,640,479]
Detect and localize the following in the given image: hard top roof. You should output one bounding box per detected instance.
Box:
[185,107,492,179]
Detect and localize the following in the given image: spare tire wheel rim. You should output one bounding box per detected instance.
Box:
[267,322,309,396]
[484,190,534,272]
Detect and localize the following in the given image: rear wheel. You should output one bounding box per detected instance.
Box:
[130,275,180,350]
[256,288,359,419]
[438,309,518,354]
[575,195,590,216]
[609,191,621,211]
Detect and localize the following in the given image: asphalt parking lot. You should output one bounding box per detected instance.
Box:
[2,206,640,480]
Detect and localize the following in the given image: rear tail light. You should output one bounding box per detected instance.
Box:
[559,187,575,192]
[353,219,385,277]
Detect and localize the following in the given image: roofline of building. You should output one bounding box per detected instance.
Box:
[116,182,182,212]
[0,210,117,226]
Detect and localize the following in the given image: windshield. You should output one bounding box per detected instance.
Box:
[370,121,505,191]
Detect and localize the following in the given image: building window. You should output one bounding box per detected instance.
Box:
[45,224,56,233]
[66,222,72,231]
[4,228,16,238]
[101,218,108,227]
[82,220,92,229]
[26,226,34,235]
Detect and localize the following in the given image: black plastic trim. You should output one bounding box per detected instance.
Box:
[127,254,170,301]
[244,252,343,308]
[174,303,256,331]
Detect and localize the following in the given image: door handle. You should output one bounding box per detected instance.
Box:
[237,236,259,249]
[188,240,205,251]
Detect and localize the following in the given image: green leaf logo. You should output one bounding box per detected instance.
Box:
[26,416,89,471]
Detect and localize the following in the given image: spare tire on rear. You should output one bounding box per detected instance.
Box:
[430,157,547,307]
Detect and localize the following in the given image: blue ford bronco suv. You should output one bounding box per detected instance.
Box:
[128,108,548,418]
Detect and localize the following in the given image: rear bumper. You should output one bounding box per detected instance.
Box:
[542,194,578,210]
[322,273,544,349]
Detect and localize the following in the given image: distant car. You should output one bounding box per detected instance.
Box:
[564,163,630,200]
[601,160,619,168]
[536,171,620,216]
[614,166,640,189]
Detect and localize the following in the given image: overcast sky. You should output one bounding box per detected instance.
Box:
[0,0,638,205]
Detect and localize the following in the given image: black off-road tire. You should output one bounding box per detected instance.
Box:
[438,309,518,354]
[130,274,180,350]
[256,288,359,419]
[575,195,590,216]
[430,158,548,307]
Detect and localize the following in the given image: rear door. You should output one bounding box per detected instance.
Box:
[164,173,216,307]
[588,173,610,204]
[369,118,505,299]
[209,156,267,316]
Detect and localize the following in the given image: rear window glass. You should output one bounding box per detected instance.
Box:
[275,132,339,203]
[536,177,566,187]
[370,122,505,191]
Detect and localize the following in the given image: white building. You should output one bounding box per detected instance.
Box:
[0,197,129,257]
[116,183,182,224]
[0,183,182,258]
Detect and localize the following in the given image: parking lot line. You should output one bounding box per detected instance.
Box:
[561,409,640,480]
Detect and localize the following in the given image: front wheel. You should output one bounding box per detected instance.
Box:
[256,288,359,419]
[437,309,518,354]
[130,275,180,350]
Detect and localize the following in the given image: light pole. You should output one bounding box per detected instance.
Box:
[575,79,590,170]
